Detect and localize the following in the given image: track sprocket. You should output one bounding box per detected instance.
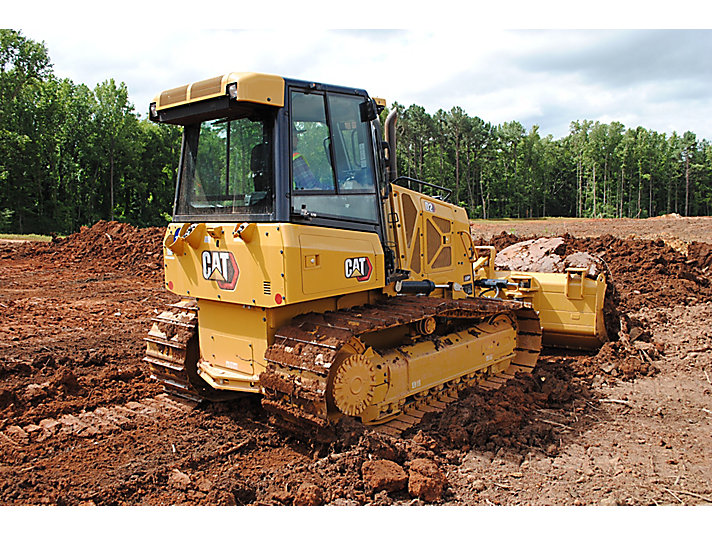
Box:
[331,351,377,417]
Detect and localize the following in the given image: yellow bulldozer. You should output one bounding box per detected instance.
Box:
[144,72,608,439]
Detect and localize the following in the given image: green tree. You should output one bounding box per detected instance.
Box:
[680,131,697,216]
[446,106,470,205]
[0,29,52,232]
[0,29,51,103]
[93,79,139,221]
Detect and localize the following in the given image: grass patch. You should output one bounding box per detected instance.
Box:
[0,233,52,242]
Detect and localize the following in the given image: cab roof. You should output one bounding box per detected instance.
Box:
[151,72,285,112]
[149,71,385,125]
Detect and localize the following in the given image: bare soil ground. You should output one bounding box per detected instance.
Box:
[1,217,711,506]
[470,215,712,246]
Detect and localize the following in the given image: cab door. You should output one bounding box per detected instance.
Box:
[286,88,387,296]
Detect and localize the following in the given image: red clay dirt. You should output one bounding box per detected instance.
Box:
[1,218,711,506]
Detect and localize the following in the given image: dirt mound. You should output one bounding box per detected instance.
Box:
[476,231,525,251]
[420,360,589,455]
[560,234,712,311]
[10,221,165,278]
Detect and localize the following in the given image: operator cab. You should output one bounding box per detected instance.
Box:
[151,73,388,237]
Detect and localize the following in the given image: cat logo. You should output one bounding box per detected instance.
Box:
[201,250,239,290]
[344,256,373,282]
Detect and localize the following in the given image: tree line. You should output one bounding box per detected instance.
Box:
[387,103,711,219]
[2,30,711,236]
[0,30,179,235]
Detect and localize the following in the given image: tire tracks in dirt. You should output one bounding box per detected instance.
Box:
[2,394,196,445]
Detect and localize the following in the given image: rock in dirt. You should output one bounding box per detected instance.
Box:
[330,498,360,506]
[51,369,82,394]
[24,383,50,401]
[599,495,620,506]
[265,489,292,505]
[362,459,408,493]
[408,458,447,502]
[23,424,42,435]
[196,478,213,493]
[471,479,486,492]
[39,418,61,435]
[494,237,604,278]
[168,469,191,490]
[293,482,324,506]
[564,251,605,278]
[494,237,565,272]
[4,425,29,444]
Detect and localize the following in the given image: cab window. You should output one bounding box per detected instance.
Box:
[290,92,335,191]
[327,93,377,193]
[290,90,378,223]
[177,109,273,216]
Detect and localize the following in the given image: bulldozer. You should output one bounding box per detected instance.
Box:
[144,72,608,440]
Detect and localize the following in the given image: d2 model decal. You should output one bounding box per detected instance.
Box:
[344,256,373,282]
[202,250,239,290]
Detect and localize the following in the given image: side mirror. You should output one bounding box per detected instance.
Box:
[359,99,378,122]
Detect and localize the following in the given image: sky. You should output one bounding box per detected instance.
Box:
[7,1,712,140]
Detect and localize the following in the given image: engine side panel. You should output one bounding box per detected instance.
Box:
[389,184,473,293]
[162,222,385,308]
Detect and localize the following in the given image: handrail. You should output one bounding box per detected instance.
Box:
[391,176,452,201]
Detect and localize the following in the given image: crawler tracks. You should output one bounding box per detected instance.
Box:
[144,299,203,402]
[144,296,541,442]
[260,296,541,441]
[144,299,237,403]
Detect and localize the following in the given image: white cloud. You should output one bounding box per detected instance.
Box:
[10,12,712,139]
